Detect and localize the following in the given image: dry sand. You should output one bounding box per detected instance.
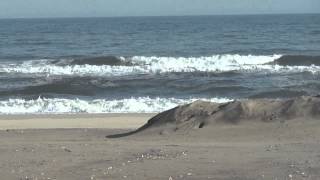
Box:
[1,97,320,179]
[0,113,153,130]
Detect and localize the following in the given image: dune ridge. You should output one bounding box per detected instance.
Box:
[107,96,320,137]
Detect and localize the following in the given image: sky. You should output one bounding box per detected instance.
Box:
[0,0,319,18]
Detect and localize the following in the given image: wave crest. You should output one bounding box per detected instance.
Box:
[0,97,232,114]
[2,54,320,76]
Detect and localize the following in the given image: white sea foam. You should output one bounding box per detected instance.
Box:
[1,54,320,76]
[0,97,232,114]
[129,54,282,72]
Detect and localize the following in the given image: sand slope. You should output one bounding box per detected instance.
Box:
[108,96,320,137]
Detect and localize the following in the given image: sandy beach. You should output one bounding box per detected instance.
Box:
[0,114,154,130]
[1,98,320,180]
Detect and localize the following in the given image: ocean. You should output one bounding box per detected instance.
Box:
[0,14,319,114]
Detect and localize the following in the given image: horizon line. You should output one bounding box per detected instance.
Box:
[0,12,319,20]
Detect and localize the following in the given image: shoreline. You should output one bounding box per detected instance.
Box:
[0,113,155,130]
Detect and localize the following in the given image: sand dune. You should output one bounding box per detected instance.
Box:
[108,96,320,137]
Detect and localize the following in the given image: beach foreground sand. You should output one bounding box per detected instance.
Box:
[1,97,320,179]
[0,117,320,179]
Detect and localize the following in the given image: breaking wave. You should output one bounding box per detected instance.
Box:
[0,97,232,114]
[1,54,320,76]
